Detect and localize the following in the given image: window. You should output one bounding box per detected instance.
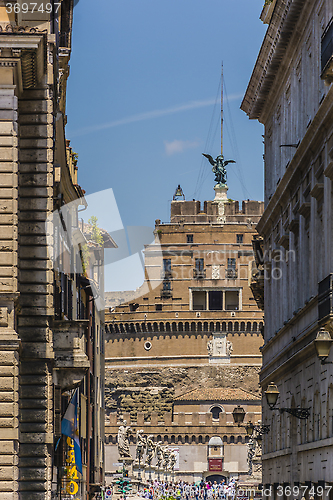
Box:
[195,258,204,271]
[225,291,239,310]
[236,234,243,244]
[163,281,171,291]
[227,258,236,270]
[187,234,193,243]
[192,291,206,310]
[155,304,162,311]
[208,291,223,310]
[211,406,223,420]
[163,259,171,272]
[191,289,241,311]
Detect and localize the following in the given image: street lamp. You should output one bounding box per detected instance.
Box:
[264,382,310,419]
[232,406,246,426]
[314,328,333,364]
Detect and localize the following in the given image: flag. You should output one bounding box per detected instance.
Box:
[61,388,82,474]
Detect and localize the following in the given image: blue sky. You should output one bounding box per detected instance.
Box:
[65,0,267,291]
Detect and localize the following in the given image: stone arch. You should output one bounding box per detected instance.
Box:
[204,322,209,331]
[166,322,171,332]
[197,322,202,332]
[229,436,235,444]
[177,435,182,444]
[170,435,175,444]
[246,321,251,332]
[253,321,257,332]
[234,322,239,332]
[223,435,228,443]
[237,436,243,443]
[178,322,183,332]
[198,435,203,444]
[191,435,196,443]
[216,321,220,332]
[185,435,189,444]
[153,322,158,332]
[228,322,233,332]
[205,435,210,443]
[159,322,164,332]
[222,322,226,332]
[164,435,169,443]
[240,321,245,331]
[185,322,190,331]
[210,322,215,332]
[172,322,177,332]
[191,322,196,332]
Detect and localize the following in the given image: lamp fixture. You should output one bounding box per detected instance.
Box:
[232,406,246,426]
[232,407,270,437]
[314,327,333,364]
[264,382,310,419]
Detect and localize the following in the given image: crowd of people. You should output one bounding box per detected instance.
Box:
[137,479,238,500]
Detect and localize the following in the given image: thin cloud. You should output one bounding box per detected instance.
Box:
[164,139,200,156]
[70,94,243,137]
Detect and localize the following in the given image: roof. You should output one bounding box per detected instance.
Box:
[175,387,260,402]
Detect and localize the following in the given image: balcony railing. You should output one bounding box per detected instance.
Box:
[225,268,238,279]
[193,268,206,279]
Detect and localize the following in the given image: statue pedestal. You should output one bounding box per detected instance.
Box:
[214,184,228,201]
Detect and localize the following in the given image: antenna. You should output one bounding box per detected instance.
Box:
[221,62,223,157]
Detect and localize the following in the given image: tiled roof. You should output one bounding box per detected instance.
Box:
[175,387,259,402]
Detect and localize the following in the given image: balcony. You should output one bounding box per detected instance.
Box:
[225,268,237,279]
[321,18,333,84]
[53,319,90,390]
[193,268,206,279]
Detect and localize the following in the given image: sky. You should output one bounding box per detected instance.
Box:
[65,0,267,292]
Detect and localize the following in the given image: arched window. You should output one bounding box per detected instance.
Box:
[119,323,125,333]
[223,435,228,443]
[172,322,177,332]
[157,435,162,442]
[210,322,214,332]
[166,322,171,332]
[222,322,226,332]
[234,322,239,332]
[246,322,251,331]
[253,322,257,332]
[141,323,147,332]
[164,435,169,443]
[159,322,164,332]
[178,435,182,444]
[197,322,202,332]
[259,321,264,332]
[185,435,189,444]
[191,435,196,443]
[210,406,223,420]
[153,322,158,332]
[237,436,243,443]
[191,322,196,332]
[185,322,190,332]
[130,323,135,333]
[147,322,152,332]
[240,322,245,331]
[178,322,183,332]
[198,435,203,444]
[171,435,175,443]
[229,436,235,444]
[216,322,220,332]
[228,322,233,332]
[136,323,141,333]
[125,323,130,333]
[205,435,210,443]
[204,322,209,331]
[114,324,119,334]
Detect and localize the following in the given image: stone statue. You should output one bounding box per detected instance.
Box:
[134,429,146,466]
[117,419,132,459]
[155,441,164,469]
[145,434,156,466]
[162,447,170,469]
[202,153,235,186]
[207,340,213,356]
[226,340,233,356]
[168,450,177,471]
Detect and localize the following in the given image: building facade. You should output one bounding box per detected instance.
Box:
[104,187,264,485]
[242,0,333,490]
[0,1,111,498]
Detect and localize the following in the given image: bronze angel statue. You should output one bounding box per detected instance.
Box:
[202,153,235,185]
